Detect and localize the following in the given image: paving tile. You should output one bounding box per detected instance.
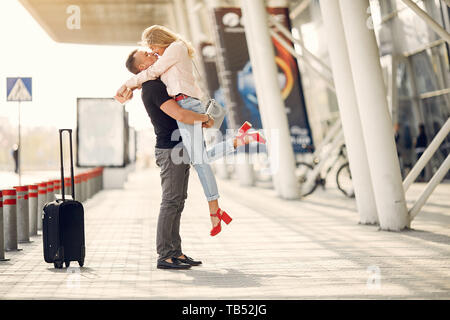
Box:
[0,168,449,299]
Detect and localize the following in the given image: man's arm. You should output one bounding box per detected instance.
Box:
[160,99,213,126]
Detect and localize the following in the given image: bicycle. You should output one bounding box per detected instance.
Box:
[296,143,355,198]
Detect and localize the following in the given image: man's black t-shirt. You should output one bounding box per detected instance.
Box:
[141,79,182,149]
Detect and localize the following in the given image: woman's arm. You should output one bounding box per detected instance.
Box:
[124,41,186,89]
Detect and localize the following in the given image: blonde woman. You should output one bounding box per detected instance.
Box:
[116,25,265,237]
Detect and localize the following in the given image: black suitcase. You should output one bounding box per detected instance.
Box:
[43,129,85,269]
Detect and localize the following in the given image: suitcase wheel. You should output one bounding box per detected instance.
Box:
[65,261,71,268]
[54,261,64,269]
[78,260,84,268]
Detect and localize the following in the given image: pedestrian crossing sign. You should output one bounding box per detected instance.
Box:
[7,77,32,101]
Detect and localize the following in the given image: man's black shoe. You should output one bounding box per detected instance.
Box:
[173,255,202,266]
[157,259,191,270]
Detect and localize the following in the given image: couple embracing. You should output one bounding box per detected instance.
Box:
[115,25,265,270]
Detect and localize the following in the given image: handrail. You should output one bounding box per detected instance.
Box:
[403,117,450,191]
[409,154,450,220]
[268,15,333,75]
[289,0,311,20]
[301,130,345,191]
[269,29,336,93]
[401,0,450,44]
[312,119,342,159]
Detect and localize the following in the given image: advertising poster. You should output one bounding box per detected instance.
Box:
[199,41,228,133]
[212,7,314,153]
[77,98,127,167]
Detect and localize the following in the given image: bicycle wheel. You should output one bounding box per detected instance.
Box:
[296,162,320,197]
[296,161,313,184]
[336,162,355,198]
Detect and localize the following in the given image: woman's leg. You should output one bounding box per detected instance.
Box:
[176,97,230,230]
[175,120,223,229]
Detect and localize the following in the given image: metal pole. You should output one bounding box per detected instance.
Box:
[75,175,81,202]
[18,101,21,186]
[0,192,10,261]
[301,131,344,192]
[46,180,54,203]
[3,189,20,251]
[340,0,409,231]
[320,0,378,224]
[241,0,300,199]
[53,179,61,201]
[14,186,30,243]
[401,0,450,44]
[28,184,38,236]
[268,16,333,74]
[289,0,311,20]
[403,117,450,191]
[312,119,342,159]
[235,151,255,187]
[269,30,337,93]
[173,0,193,41]
[409,154,450,219]
[86,172,92,199]
[81,174,87,202]
[64,178,72,199]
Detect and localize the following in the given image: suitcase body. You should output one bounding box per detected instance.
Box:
[43,200,85,268]
[42,129,85,269]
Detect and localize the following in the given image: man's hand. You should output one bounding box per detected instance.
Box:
[202,115,215,128]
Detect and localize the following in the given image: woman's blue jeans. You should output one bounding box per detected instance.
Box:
[176,97,235,201]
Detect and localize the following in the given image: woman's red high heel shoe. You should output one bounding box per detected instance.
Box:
[238,121,252,135]
[210,208,232,237]
[237,128,266,145]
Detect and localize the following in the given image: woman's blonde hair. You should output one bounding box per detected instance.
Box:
[140,25,195,58]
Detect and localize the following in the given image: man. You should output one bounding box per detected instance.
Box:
[116,49,214,269]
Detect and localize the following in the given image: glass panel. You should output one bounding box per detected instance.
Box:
[420,94,450,179]
[397,59,413,98]
[289,0,338,145]
[396,99,417,175]
[411,50,441,95]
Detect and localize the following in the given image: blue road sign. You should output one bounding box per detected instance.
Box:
[7,77,32,101]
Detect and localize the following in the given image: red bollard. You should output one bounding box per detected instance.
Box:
[37,182,47,231]
[80,173,87,202]
[74,175,81,202]
[46,180,54,203]
[53,179,61,199]
[28,185,38,236]
[0,191,10,261]
[14,186,31,243]
[64,177,72,198]
[2,189,20,251]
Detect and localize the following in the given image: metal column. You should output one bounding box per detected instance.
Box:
[339,0,409,230]
[241,0,299,199]
[320,0,378,224]
[173,0,193,41]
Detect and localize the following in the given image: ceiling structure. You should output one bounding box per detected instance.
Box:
[18,0,177,46]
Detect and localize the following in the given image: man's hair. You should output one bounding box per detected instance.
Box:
[125,49,139,74]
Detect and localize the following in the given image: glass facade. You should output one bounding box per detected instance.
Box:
[289,0,450,181]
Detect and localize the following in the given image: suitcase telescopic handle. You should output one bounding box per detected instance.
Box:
[59,129,75,201]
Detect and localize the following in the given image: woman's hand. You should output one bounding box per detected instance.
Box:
[202,115,215,128]
[114,87,133,104]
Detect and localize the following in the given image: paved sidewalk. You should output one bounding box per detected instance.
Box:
[0,168,449,299]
